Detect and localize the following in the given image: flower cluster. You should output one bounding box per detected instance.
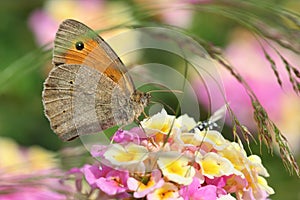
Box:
[0,137,72,199]
[70,109,274,199]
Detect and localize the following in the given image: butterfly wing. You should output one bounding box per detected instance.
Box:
[43,19,137,141]
[53,19,134,94]
[43,64,136,141]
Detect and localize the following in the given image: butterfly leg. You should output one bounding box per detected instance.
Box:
[142,110,149,118]
[134,118,158,148]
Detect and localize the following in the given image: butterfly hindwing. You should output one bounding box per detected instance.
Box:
[43,64,130,141]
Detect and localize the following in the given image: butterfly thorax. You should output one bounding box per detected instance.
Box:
[130,90,151,118]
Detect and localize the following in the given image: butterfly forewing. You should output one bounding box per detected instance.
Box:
[53,19,134,94]
[43,19,149,141]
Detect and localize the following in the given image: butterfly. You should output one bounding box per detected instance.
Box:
[42,19,150,141]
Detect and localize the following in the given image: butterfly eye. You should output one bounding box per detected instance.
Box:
[75,41,84,50]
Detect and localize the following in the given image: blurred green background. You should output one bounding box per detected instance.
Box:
[0,1,299,199]
[0,1,64,150]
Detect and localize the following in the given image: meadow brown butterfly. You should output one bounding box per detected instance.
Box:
[42,19,150,141]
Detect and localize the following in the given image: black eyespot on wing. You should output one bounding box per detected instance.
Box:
[75,41,84,50]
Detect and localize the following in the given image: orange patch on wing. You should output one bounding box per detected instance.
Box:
[63,38,124,84]
[64,39,99,64]
[104,65,123,83]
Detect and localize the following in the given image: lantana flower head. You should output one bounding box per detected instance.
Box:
[68,109,274,199]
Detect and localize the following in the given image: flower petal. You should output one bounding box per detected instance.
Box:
[196,152,236,178]
[158,152,195,185]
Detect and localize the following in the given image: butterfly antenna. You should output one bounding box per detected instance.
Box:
[148,89,183,94]
[149,97,177,116]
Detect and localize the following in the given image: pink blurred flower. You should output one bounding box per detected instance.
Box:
[187,0,213,4]
[95,169,129,195]
[81,164,108,188]
[90,144,107,157]
[242,187,269,200]
[180,177,218,200]
[205,174,248,195]
[196,185,218,200]
[28,0,137,47]
[223,175,248,193]
[82,164,129,196]
[112,128,146,144]
[195,29,300,153]
[161,1,193,27]
[134,0,193,27]
[68,167,84,192]
[0,137,72,199]
[205,176,227,188]
[28,9,59,46]
[28,0,104,46]
[0,183,66,200]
